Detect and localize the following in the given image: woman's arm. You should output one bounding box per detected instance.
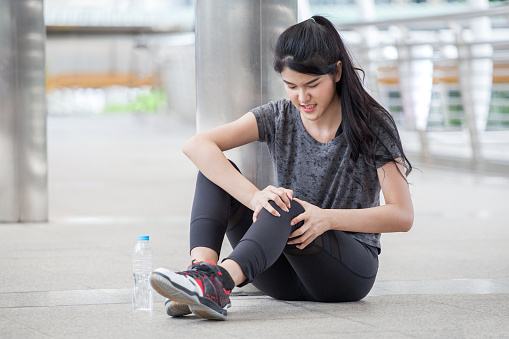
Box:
[288,158,413,249]
[329,158,414,233]
[182,112,292,219]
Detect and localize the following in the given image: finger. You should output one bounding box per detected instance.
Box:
[297,234,316,250]
[287,238,299,245]
[290,213,305,226]
[285,189,294,202]
[297,240,310,250]
[289,225,306,238]
[288,222,309,240]
[263,201,281,217]
[286,237,303,245]
[287,233,303,245]
[269,193,289,213]
[295,231,315,249]
[252,206,262,223]
[278,190,292,209]
[267,187,291,211]
[292,197,305,205]
[287,233,307,245]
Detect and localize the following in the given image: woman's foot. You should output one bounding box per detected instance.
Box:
[150,261,233,320]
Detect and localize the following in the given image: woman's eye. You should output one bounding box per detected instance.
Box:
[309,84,319,88]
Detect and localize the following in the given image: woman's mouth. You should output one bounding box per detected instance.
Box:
[301,104,317,113]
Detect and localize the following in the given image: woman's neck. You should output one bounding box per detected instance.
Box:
[300,96,342,144]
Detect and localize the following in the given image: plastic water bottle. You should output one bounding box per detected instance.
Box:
[133,235,153,311]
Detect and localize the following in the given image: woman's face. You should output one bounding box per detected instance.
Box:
[281,65,341,124]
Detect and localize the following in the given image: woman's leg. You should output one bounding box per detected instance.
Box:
[152,169,377,321]
[226,202,378,302]
[188,166,377,302]
[188,169,233,260]
[188,165,257,284]
[152,168,249,320]
[186,161,306,290]
[283,230,379,302]
[220,195,312,300]
[224,200,304,285]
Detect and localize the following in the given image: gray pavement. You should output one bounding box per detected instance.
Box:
[1,114,509,338]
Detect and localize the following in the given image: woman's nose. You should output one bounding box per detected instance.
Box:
[298,88,310,103]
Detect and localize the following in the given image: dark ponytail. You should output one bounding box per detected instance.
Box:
[274,16,412,178]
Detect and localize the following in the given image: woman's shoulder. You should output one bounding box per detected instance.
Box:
[251,99,297,122]
[273,98,294,111]
[367,106,403,158]
[368,106,398,133]
[251,99,296,142]
[252,98,293,114]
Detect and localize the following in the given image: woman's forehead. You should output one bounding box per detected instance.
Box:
[281,67,323,83]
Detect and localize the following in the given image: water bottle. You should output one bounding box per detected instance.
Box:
[133,235,153,311]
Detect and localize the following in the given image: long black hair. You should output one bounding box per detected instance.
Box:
[274,16,412,178]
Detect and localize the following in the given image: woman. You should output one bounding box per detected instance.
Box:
[150,16,413,321]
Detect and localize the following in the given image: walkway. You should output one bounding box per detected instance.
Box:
[1,114,508,337]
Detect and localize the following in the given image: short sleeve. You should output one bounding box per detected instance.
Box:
[250,101,279,143]
[373,114,403,168]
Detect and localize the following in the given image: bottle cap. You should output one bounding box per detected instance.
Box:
[137,235,149,241]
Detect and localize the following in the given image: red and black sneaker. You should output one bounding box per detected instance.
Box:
[150,261,232,320]
[165,299,192,317]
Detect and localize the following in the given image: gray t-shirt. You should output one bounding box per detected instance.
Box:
[251,99,403,250]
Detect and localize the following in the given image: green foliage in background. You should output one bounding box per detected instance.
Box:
[386,87,509,129]
[103,89,167,114]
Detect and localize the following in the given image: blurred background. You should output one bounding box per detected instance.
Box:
[1,0,509,223]
[1,3,508,334]
[44,0,509,165]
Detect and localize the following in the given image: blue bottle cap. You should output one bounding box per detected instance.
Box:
[137,235,149,241]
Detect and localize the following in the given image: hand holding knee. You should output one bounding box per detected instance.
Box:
[288,198,331,249]
[250,185,293,222]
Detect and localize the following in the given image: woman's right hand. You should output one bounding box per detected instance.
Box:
[250,186,294,222]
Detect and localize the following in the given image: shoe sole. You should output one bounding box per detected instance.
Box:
[165,300,192,317]
[150,269,229,321]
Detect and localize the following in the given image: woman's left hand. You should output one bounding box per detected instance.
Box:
[287,198,331,250]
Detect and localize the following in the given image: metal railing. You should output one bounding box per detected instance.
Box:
[337,3,509,168]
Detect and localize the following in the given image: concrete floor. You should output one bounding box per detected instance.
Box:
[1,114,508,338]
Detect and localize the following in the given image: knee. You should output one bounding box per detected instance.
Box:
[288,200,305,217]
[259,200,304,229]
[267,200,304,218]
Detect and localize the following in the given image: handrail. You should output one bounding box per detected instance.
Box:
[339,3,509,29]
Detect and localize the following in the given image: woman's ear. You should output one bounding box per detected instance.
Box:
[335,61,342,82]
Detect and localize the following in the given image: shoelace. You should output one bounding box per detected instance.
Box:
[178,263,216,280]
[176,261,201,276]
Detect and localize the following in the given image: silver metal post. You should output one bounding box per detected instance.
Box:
[456,0,493,164]
[195,0,297,188]
[397,41,433,160]
[0,0,48,222]
[355,0,381,102]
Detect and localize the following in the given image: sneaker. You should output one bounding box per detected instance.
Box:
[165,299,192,317]
[150,261,232,320]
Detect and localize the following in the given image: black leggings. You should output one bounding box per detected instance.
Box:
[190,167,379,302]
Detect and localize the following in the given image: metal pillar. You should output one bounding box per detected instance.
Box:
[397,43,433,132]
[456,0,493,163]
[0,0,48,222]
[195,0,297,189]
[397,42,433,161]
[356,0,381,101]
